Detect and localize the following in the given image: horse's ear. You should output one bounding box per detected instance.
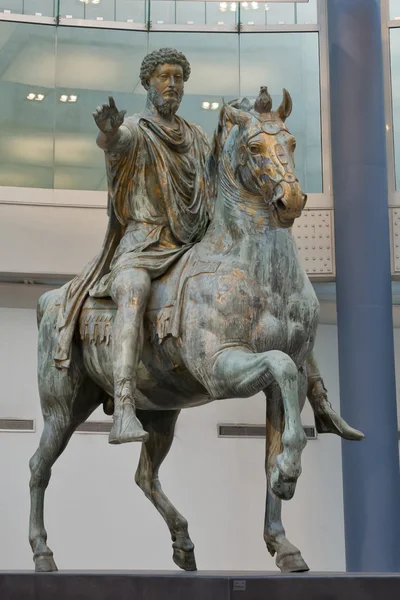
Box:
[229,97,252,112]
[276,88,293,122]
[221,100,251,129]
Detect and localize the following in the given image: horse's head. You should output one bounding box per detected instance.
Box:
[211,87,307,228]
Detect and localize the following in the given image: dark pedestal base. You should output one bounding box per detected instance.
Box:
[1,571,400,600]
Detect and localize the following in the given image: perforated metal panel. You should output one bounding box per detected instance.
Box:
[391,208,400,274]
[292,209,334,277]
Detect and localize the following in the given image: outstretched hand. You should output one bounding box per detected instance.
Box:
[93,96,126,134]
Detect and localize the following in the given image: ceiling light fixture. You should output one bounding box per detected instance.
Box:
[211,102,220,110]
[60,94,78,103]
[202,102,211,110]
[26,93,45,101]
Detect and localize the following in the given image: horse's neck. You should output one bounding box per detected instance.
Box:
[205,185,304,291]
[210,173,273,237]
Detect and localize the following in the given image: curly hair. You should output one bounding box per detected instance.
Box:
[140,48,191,90]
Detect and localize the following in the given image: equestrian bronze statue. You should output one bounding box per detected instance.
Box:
[29,48,363,574]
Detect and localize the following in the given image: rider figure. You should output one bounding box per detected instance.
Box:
[55,48,363,444]
[89,48,210,443]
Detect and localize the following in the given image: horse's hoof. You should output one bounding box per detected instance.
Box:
[276,552,309,573]
[270,465,297,500]
[34,553,58,573]
[173,547,197,571]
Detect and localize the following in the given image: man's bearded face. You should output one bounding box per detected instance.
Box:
[147,63,184,118]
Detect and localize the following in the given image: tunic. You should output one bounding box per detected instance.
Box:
[54,112,210,368]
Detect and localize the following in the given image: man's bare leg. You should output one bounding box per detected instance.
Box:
[109,269,150,444]
[306,351,364,441]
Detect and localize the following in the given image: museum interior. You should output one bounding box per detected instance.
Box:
[0,0,399,585]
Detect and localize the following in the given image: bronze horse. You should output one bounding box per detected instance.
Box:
[30,90,319,573]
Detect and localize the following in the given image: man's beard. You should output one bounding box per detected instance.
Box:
[148,85,183,119]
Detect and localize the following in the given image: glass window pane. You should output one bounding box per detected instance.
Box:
[116,0,147,23]
[24,0,55,17]
[59,0,85,18]
[0,1,23,15]
[296,0,317,24]
[390,28,400,190]
[265,2,295,25]
[240,1,265,26]
[176,1,206,25]
[55,27,148,190]
[85,0,115,21]
[148,32,239,138]
[206,1,238,26]
[150,0,175,24]
[390,0,400,20]
[240,32,322,193]
[0,21,56,188]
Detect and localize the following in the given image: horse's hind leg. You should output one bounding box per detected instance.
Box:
[29,377,102,572]
[29,414,75,572]
[135,409,196,571]
[263,378,309,573]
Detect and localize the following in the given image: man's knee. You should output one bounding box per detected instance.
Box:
[111,270,151,306]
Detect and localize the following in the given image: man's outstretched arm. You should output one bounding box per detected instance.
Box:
[93,96,132,153]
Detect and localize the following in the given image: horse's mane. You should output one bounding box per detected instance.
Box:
[206,97,254,216]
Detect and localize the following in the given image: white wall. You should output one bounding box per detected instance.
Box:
[0,284,346,572]
[0,190,334,278]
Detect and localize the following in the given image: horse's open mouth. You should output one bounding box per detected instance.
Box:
[273,204,296,228]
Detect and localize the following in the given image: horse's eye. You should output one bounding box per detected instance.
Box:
[249,144,261,154]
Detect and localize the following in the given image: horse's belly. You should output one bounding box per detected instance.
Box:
[82,337,211,411]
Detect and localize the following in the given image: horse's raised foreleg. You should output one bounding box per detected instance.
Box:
[263,381,309,573]
[134,409,196,571]
[213,349,307,500]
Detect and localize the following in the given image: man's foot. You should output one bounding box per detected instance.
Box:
[109,403,149,444]
[313,398,364,441]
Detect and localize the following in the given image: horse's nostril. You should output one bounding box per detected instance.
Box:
[276,199,286,211]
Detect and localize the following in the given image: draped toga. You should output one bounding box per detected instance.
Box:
[54,113,210,369]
